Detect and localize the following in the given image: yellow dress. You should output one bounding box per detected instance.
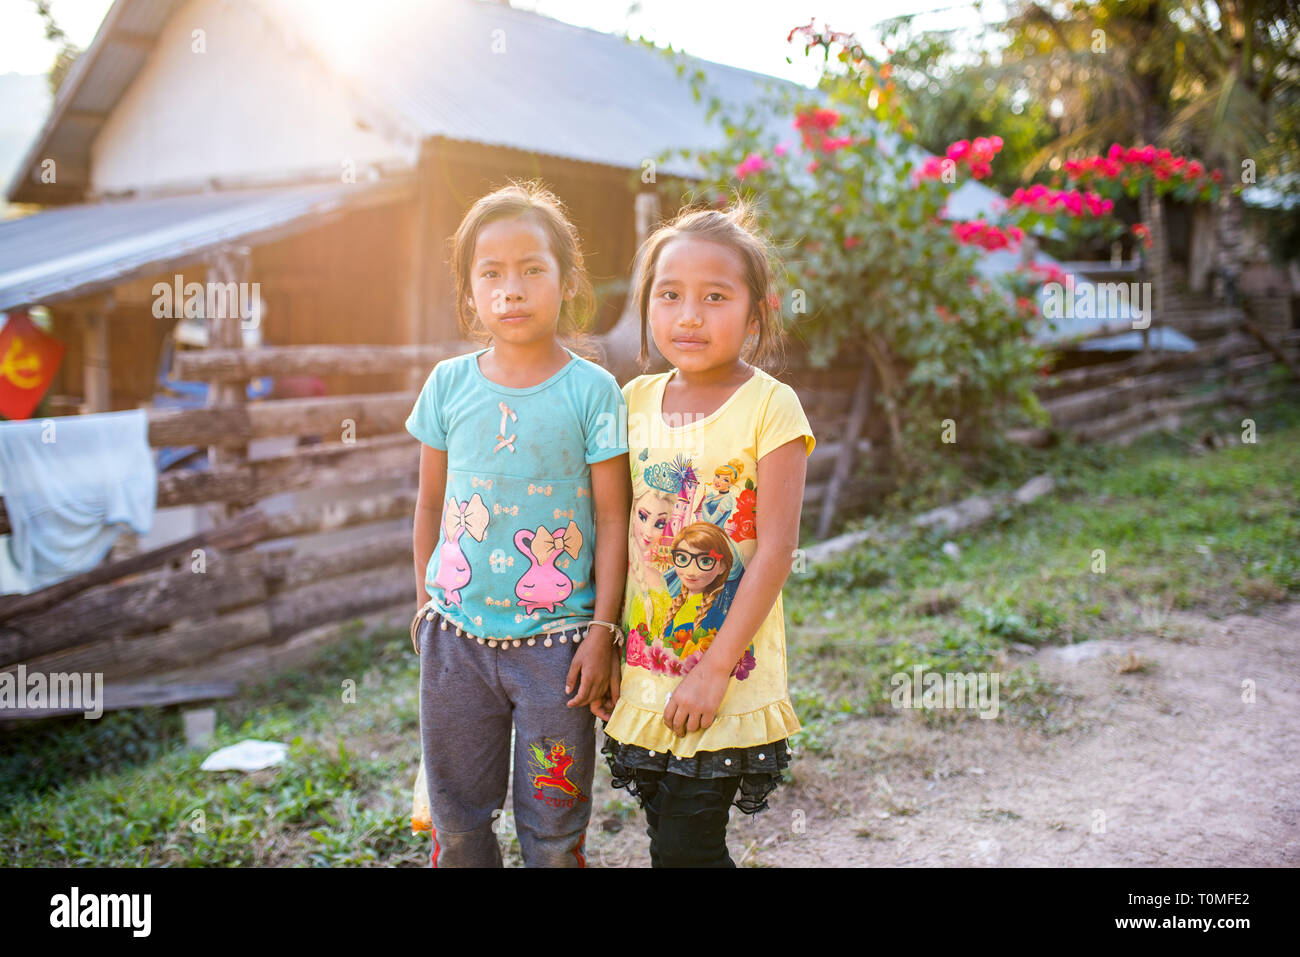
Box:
[604,366,816,758]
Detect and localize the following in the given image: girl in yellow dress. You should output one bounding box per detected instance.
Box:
[597,201,815,867]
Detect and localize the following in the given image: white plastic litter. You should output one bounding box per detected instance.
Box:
[200,739,288,772]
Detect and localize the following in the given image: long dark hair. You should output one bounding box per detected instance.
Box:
[448,178,598,359]
[631,198,786,371]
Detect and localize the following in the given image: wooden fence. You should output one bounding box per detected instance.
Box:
[1,295,1296,709]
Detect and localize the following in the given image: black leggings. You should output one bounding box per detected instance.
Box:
[637,771,742,868]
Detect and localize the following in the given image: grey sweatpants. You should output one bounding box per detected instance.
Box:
[417,608,595,867]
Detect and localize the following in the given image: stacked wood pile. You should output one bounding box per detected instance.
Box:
[1,295,1295,707]
[0,341,470,704]
[1026,296,1299,447]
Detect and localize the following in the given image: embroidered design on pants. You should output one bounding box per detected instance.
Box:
[528,738,588,806]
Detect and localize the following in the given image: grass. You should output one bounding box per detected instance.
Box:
[2,394,1296,865]
[784,394,1300,749]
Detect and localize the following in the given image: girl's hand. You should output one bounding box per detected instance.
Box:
[590,651,622,721]
[663,663,730,736]
[565,627,612,709]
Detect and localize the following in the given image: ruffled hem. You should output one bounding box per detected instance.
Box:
[602,697,801,758]
[601,732,792,815]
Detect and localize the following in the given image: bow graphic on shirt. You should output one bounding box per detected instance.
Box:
[495,402,518,453]
[528,521,582,564]
[443,492,490,542]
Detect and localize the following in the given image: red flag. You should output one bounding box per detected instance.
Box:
[0,309,64,420]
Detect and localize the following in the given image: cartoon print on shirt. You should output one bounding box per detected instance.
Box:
[660,522,752,679]
[698,458,744,528]
[435,493,489,607]
[513,521,583,614]
[641,454,700,571]
[625,449,755,681]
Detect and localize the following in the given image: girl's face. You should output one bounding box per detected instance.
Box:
[648,236,757,376]
[633,493,671,551]
[468,215,574,347]
[671,543,725,594]
[712,473,733,493]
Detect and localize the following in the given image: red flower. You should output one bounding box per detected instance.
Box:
[843,235,861,249]
[727,489,757,543]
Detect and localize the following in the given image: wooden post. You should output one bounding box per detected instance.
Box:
[80,293,114,413]
[424,138,455,349]
[204,246,251,521]
[600,189,661,381]
[816,357,873,540]
[402,142,433,392]
[1140,180,1165,355]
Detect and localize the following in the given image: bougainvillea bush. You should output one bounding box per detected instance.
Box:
[658,22,1225,496]
[662,23,1057,479]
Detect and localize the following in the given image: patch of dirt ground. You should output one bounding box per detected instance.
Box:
[584,602,1300,867]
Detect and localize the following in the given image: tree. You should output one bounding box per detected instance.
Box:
[995,0,1300,297]
[30,0,82,97]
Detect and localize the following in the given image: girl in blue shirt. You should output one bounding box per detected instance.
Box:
[406,180,630,868]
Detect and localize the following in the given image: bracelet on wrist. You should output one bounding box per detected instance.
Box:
[586,619,624,646]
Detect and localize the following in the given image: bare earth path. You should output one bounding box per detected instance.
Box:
[587,602,1300,867]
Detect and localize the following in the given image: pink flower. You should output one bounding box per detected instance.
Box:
[730,649,757,681]
[774,142,789,157]
[734,152,769,180]
[681,651,703,674]
[946,139,971,162]
[793,107,842,132]
[822,135,854,152]
[914,155,949,184]
[647,644,669,674]
[667,657,684,676]
[843,235,861,249]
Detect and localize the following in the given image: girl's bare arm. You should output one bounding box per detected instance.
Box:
[413,443,448,606]
[566,452,631,708]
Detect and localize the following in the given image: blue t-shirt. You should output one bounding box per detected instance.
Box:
[405,347,628,640]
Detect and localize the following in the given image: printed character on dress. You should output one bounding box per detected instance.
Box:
[661,521,750,676]
[513,520,583,614]
[435,492,490,607]
[698,459,744,528]
[640,455,699,571]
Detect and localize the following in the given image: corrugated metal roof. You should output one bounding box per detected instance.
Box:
[263,0,805,176]
[9,0,806,201]
[0,178,409,311]
[5,0,185,203]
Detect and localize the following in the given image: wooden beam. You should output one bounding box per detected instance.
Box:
[1240,315,1300,382]
[817,357,873,540]
[0,509,269,621]
[108,29,156,49]
[80,295,112,412]
[0,682,238,722]
[62,109,109,124]
[173,341,475,381]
